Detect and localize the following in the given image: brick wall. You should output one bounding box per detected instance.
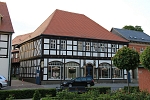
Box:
[138,67,150,93]
[129,43,148,53]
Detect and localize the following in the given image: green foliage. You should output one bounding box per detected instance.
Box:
[140,46,150,71]
[32,90,41,100]
[86,87,111,94]
[5,94,14,100]
[123,25,144,32]
[0,88,56,100]
[112,46,140,71]
[43,87,150,100]
[124,86,140,93]
[56,89,79,99]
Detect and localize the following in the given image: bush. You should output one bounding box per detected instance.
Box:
[0,88,56,100]
[32,90,41,100]
[43,87,150,100]
[86,87,111,94]
[124,86,140,93]
[5,94,14,100]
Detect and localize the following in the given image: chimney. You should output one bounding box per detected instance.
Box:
[0,14,3,25]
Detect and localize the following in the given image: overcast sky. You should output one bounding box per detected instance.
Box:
[1,0,150,39]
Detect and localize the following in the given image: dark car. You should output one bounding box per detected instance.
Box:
[61,77,94,87]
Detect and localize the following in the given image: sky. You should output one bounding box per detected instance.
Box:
[1,0,150,39]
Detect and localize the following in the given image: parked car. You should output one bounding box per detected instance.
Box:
[61,77,94,87]
[0,75,7,89]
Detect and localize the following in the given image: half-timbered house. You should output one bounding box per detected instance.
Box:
[17,9,129,84]
[11,33,31,77]
[0,2,14,85]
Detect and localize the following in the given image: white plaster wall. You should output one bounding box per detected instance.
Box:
[0,58,9,80]
[99,60,111,64]
[0,34,11,81]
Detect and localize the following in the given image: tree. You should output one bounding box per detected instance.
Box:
[112,46,140,93]
[32,90,41,100]
[123,25,143,32]
[140,46,150,71]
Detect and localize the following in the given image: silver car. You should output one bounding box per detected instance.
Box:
[0,75,7,89]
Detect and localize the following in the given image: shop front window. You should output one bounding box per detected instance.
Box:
[112,67,123,78]
[65,62,79,80]
[98,63,111,78]
[48,61,63,80]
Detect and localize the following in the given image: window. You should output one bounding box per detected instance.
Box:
[65,62,79,79]
[93,43,98,52]
[112,67,123,78]
[61,40,66,50]
[140,48,144,53]
[50,39,56,49]
[99,63,111,78]
[86,42,90,51]
[100,43,105,52]
[75,77,81,81]
[112,44,116,53]
[0,34,8,57]
[48,61,62,80]
[132,47,136,51]
[78,41,83,51]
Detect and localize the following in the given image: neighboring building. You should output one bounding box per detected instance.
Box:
[138,67,150,93]
[11,33,31,77]
[111,28,150,82]
[16,9,129,85]
[0,2,14,85]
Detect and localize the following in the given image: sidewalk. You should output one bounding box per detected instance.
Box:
[5,80,44,90]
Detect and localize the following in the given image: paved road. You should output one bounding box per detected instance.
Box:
[3,80,139,91]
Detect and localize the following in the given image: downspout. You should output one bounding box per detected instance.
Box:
[8,34,12,86]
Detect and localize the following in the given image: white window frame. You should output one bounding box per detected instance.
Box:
[93,43,98,52]
[140,48,144,53]
[86,42,90,51]
[132,47,136,51]
[61,40,66,50]
[100,43,105,52]
[50,39,56,49]
[112,44,116,53]
[78,41,83,51]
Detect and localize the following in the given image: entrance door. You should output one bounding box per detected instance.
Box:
[86,64,93,78]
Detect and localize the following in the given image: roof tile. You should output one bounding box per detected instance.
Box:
[0,2,14,33]
[23,9,128,42]
[112,28,150,43]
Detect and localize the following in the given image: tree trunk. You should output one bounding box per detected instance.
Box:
[127,70,130,93]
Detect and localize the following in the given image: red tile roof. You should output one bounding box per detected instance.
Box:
[12,33,31,45]
[0,2,14,33]
[23,9,128,42]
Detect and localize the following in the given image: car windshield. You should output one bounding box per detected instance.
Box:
[71,78,75,80]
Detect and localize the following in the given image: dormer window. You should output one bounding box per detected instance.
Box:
[141,38,144,40]
[134,37,137,39]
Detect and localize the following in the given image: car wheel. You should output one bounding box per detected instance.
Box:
[87,84,91,87]
[68,84,72,87]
